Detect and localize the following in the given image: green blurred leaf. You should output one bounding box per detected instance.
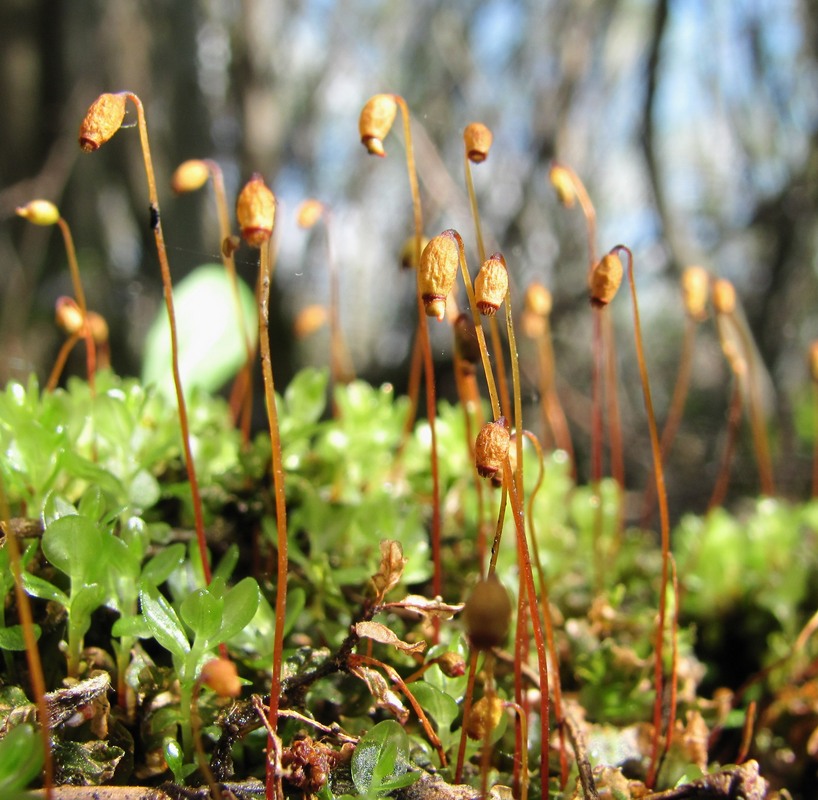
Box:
[180,588,222,643]
[142,264,257,398]
[0,724,43,793]
[0,625,41,651]
[217,577,261,645]
[140,583,190,662]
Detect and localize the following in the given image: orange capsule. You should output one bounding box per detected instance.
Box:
[474,254,509,316]
[549,163,577,208]
[712,278,736,316]
[524,282,552,317]
[171,160,210,194]
[359,94,397,157]
[199,658,242,698]
[236,174,276,248]
[681,266,709,321]
[418,230,460,321]
[475,418,510,479]
[589,252,623,307]
[78,93,127,152]
[463,122,493,164]
[296,199,325,229]
[55,296,83,335]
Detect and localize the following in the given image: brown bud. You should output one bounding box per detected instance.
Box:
[296,199,325,229]
[549,163,577,208]
[199,658,242,698]
[809,341,818,384]
[171,159,210,194]
[294,304,328,338]
[453,313,480,368]
[418,230,460,321]
[87,312,109,345]
[55,296,83,335]
[222,235,241,258]
[464,122,493,164]
[436,651,466,678]
[79,93,127,152]
[474,254,509,316]
[236,173,276,248]
[16,199,60,226]
[589,252,623,307]
[475,418,510,479]
[524,282,552,317]
[399,236,430,270]
[464,573,512,651]
[465,694,505,740]
[359,94,397,157]
[681,266,709,321]
[712,278,735,316]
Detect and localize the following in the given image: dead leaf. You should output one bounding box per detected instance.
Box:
[353,621,426,654]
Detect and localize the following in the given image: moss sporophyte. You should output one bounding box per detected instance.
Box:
[4,88,816,800]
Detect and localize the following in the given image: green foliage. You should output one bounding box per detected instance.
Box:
[347,720,419,798]
[142,264,257,398]
[0,724,43,797]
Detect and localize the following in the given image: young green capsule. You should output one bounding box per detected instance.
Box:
[16,199,60,226]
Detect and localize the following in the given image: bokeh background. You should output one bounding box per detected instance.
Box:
[2,0,818,518]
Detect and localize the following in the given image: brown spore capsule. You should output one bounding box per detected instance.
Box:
[78,93,127,152]
[55,296,83,335]
[463,122,493,164]
[199,658,242,698]
[453,312,480,368]
[589,252,623,307]
[465,694,505,740]
[464,573,512,651]
[474,254,509,316]
[809,341,818,384]
[399,235,430,270]
[475,417,510,479]
[359,94,397,157]
[418,230,460,321]
[236,173,276,248]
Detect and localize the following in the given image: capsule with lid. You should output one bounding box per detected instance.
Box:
[589,252,623,307]
[418,230,460,321]
[474,254,509,316]
[359,94,397,158]
[78,93,127,152]
[475,418,510,479]
[236,174,276,248]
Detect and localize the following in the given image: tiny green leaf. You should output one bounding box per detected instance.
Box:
[140,583,190,661]
[216,577,261,645]
[0,723,44,793]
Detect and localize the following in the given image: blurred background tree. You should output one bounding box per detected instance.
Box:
[1,0,817,517]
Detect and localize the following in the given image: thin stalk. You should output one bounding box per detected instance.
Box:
[613,245,671,790]
[523,430,569,788]
[124,93,211,585]
[206,160,256,445]
[641,316,697,528]
[722,312,775,496]
[453,233,501,420]
[191,681,223,800]
[454,650,480,783]
[591,307,605,590]
[465,151,511,417]
[813,379,818,498]
[258,241,289,800]
[506,701,530,800]
[504,458,550,794]
[536,314,576,478]
[391,96,442,642]
[708,378,743,512]
[0,474,54,798]
[603,311,625,544]
[46,332,81,391]
[56,216,96,392]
